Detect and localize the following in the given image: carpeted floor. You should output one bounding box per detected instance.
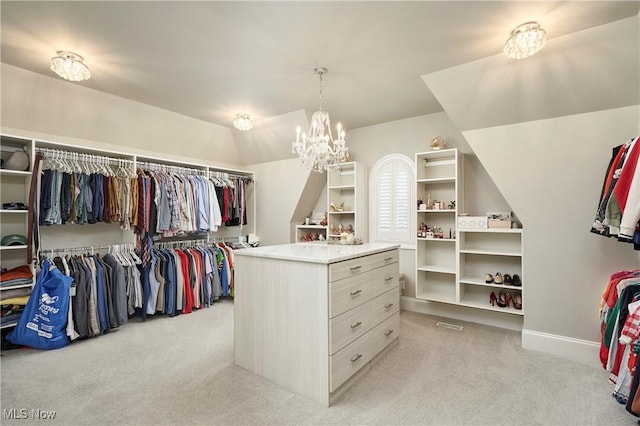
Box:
[0,300,635,425]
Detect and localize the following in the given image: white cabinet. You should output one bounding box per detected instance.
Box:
[327,162,366,242]
[458,229,523,315]
[415,149,462,304]
[234,243,399,406]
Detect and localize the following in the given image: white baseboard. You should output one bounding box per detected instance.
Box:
[400,296,601,367]
[522,329,601,368]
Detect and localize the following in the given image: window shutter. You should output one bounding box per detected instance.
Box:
[370,155,415,246]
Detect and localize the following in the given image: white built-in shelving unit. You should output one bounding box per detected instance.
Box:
[0,135,35,329]
[414,148,524,316]
[326,162,366,242]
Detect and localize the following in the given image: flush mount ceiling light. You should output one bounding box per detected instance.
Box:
[233,113,253,131]
[504,21,547,59]
[50,50,91,81]
[292,67,349,173]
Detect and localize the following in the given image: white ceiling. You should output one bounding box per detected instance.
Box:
[2,1,638,134]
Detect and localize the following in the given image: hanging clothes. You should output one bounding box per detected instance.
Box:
[37,152,134,229]
[591,136,640,249]
[599,268,640,414]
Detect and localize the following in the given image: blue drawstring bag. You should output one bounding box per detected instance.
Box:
[7,259,72,350]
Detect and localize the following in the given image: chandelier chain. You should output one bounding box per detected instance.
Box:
[318,71,323,111]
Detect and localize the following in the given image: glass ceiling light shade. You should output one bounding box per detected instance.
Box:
[233,113,253,131]
[50,50,91,81]
[504,21,547,59]
[292,67,348,173]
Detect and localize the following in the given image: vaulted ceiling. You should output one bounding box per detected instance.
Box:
[2,0,638,133]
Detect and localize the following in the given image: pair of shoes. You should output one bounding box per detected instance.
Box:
[485,272,503,284]
[512,274,522,287]
[489,291,497,306]
[512,291,522,310]
[491,291,522,310]
[330,202,344,212]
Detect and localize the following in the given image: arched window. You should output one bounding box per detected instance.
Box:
[369,154,415,248]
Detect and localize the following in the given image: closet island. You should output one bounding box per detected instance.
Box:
[234,242,400,406]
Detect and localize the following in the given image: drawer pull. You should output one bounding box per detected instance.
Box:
[350,289,362,296]
[350,353,363,363]
[384,276,394,281]
[349,265,363,271]
[384,329,394,336]
[384,257,394,261]
[384,303,394,309]
[350,321,362,329]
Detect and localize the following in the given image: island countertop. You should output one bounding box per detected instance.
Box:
[233,242,400,264]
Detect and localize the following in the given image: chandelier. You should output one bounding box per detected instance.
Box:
[50,51,91,81]
[233,113,253,131]
[292,67,349,173]
[503,21,547,59]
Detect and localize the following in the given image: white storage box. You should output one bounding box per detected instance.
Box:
[457,216,487,229]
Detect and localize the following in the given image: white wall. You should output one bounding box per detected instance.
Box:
[1,64,241,168]
[246,158,313,247]
[464,106,640,342]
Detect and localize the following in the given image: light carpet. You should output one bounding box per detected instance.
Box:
[0,300,635,425]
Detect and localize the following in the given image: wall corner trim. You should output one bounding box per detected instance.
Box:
[522,328,601,368]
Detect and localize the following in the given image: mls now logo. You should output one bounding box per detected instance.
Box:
[3,408,56,420]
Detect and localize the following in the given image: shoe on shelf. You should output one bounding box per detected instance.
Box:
[503,274,512,285]
[494,272,503,284]
[512,274,522,287]
[513,292,522,310]
[506,292,513,308]
[485,273,494,283]
[496,290,507,308]
[329,202,344,212]
[489,291,497,306]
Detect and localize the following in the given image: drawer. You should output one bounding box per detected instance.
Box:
[330,271,372,318]
[329,331,371,392]
[370,313,399,357]
[329,255,371,282]
[370,262,399,298]
[330,301,372,355]
[369,249,399,270]
[370,287,400,326]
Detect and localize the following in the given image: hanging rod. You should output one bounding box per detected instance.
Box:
[40,243,136,256]
[136,161,251,181]
[136,160,208,176]
[36,147,134,165]
[152,235,247,248]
